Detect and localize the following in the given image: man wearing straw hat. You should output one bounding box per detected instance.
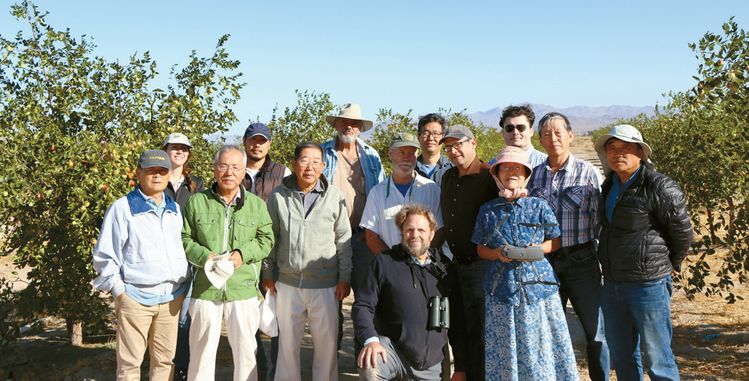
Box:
[594,125,693,381]
[181,145,275,381]
[322,103,385,296]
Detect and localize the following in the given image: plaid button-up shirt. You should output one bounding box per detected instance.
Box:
[528,154,602,248]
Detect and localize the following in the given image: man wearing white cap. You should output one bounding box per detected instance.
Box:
[182,145,275,381]
[594,125,693,381]
[93,149,190,381]
[359,132,442,255]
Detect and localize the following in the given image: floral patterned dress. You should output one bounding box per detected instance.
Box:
[472,196,579,381]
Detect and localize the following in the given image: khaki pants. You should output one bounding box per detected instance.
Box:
[275,283,339,381]
[187,297,261,381]
[115,293,184,381]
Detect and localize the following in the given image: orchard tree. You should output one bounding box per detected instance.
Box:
[0,1,244,344]
[267,90,336,166]
[589,18,748,303]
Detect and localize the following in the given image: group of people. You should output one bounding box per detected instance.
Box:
[92,102,693,381]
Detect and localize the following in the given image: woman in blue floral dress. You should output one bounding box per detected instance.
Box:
[471,146,578,381]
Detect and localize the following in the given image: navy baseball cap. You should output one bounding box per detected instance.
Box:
[244,123,272,140]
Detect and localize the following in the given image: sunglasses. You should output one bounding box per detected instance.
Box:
[503,124,528,133]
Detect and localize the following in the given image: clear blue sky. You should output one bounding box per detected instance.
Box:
[2,1,747,136]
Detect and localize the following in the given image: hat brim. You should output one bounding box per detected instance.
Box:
[594,134,652,173]
[389,142,421,149]
[204,256,234,289]
[325,116,374,132]
[439,133,472,145]
[244,132,271,141]
[489,160,533,179]
[140,163,172,170]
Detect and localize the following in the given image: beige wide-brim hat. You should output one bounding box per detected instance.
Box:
[325,103,374,132]
[594,124,652,174]
[204,254,235,289]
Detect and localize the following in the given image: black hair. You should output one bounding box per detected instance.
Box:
[293,141,324,160]
[417,113,446,134]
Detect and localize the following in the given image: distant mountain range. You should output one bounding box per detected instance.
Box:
[469,104,655,134]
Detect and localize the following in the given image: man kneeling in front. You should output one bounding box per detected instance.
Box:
[353,204,461,381]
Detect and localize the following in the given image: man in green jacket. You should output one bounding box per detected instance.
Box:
[263,141,353,381]
[182,145,274,381]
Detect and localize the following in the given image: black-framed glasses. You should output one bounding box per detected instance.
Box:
[503,124,528,133]
[443,138,469,152]
[419,130,444,140]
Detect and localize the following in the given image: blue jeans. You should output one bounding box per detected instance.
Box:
[602,276,680,381]
[173,285,193,371]
[549,245,610,381]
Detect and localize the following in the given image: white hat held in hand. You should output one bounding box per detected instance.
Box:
[205,253,235,289]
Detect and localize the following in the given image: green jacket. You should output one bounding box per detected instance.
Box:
[264,175,352,289]
[182,184,274,301]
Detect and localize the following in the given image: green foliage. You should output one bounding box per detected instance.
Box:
[0,278,20,367]
[0,0,244,342]
[590,18,749,303]
[267,90,335,167]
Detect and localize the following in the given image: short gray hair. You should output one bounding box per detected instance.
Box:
[213,145,247,166]
[538,112,573,133]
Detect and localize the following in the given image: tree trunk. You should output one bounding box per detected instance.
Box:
[67,319,83,346]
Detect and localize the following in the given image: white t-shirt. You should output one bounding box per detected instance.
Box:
[359,173,443,248]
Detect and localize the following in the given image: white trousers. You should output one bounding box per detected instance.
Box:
[187,297,260,381]
[274,282,338,381]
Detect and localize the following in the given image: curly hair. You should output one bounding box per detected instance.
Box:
[499,104,535,128]
[394,204,437,232]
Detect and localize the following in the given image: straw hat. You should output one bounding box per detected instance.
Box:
[325,103,374,132]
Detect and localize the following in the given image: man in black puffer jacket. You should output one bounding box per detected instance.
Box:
[353,204,460,381]
[594,125,693,381]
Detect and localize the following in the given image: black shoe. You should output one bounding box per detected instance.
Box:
[174,368,188,381]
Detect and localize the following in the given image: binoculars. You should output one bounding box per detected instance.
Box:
[428,296,450,329]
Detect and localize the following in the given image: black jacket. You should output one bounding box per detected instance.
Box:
[242,156,287,202]
[165,174,205,209]
[352,245,455,370]
[598,165,693,282]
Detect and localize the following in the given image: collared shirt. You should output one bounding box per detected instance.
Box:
[440,157,499,261]
[528,154,602,248]
[471,196,561,306]
[360,173,443,248]
[416,155,454,187]
[291,178,325,218]
[321,137,385,195]
[605,165,642,223]
[525,146,548,169]
[136,187,166,217]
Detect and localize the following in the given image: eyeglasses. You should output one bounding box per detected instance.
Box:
[443,138,469,152]
[296,158,324,168]
[503,124,528,133]
[215,164,243,173]
[419,130,444,140]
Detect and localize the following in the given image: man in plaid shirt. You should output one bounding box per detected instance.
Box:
[528,112,610,381]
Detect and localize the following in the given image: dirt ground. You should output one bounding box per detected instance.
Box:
[1,137,747,380]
